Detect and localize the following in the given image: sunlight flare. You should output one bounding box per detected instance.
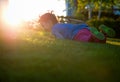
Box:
[4,0,66,26]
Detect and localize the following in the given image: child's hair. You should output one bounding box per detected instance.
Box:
[39,13,58,25]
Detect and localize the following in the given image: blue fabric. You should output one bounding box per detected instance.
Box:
[52,23,90,39]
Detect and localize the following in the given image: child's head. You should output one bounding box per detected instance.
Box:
[39,13,58,31]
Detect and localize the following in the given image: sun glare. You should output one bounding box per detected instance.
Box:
[4,0,66,26]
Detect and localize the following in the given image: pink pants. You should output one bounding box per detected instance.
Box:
[73,29,106,43]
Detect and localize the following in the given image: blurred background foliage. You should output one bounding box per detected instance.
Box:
[65,0,120,38]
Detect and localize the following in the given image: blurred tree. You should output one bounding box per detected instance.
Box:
[64,0,120,19]
[65,0,78,16]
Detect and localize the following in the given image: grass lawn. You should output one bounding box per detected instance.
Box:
[0,30,120,82]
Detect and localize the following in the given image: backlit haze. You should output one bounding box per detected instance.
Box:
[3,0,66,26]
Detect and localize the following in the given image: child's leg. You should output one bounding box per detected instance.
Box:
[91,35,106,43]
[73,28,106,43]
[90,27,106,43]
[73,29,93,42]
[99,24,116,37]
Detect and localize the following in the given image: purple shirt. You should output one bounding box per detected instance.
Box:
[52,23,90,39]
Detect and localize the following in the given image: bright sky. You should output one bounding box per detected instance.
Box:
[4,0,66,25]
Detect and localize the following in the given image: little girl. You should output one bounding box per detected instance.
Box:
[39,12,115,43]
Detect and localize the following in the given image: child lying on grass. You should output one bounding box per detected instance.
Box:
[39,12,116,43]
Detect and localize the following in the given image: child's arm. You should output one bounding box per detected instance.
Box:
[52,31,64,39]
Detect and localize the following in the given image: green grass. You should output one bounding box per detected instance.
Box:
[0,30,120,82]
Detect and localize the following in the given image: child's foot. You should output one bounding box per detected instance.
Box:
[99,24,116,37]
[90,27,105,40]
